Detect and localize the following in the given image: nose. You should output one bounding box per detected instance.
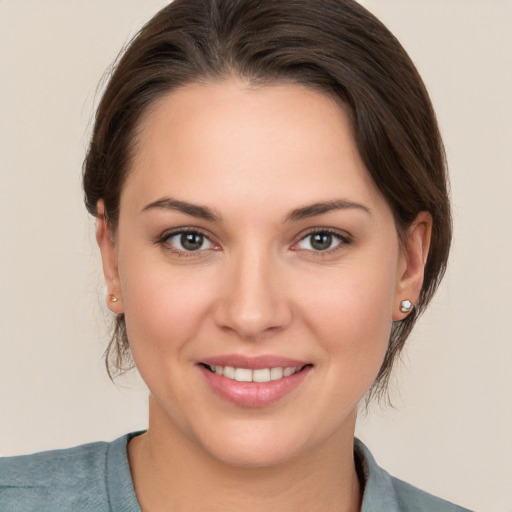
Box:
[214,249,293,340]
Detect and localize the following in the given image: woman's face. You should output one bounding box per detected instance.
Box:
[99,80,425,467]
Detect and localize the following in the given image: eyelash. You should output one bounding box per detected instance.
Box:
[291,228,351,255]
[156,227,351,257]
[156,227,219,257]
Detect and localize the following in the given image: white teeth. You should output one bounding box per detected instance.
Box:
[270,367,284,380]
[283,367,296,377]
[252,368,271,382]
[223,366,235,379]
[207,365,301,382]
[234,368,252,382]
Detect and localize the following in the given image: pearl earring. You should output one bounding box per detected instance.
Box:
[400,299,413,313]
[110,295,118,303]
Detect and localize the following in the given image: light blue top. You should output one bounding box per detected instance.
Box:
[0,433,473,511]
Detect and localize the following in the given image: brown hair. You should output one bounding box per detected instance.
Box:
[83,0,451,402]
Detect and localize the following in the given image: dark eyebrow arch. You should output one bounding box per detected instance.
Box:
[285,199,371,222]
[142,197,221,222]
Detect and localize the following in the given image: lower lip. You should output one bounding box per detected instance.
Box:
[199,365,312,408]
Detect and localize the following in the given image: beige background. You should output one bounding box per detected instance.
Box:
[0,1,510,511]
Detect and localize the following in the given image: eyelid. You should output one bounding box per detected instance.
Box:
[155,226,351,255]
[291,227,352,252]
[156,226,220,255]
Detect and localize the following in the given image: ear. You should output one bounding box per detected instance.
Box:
[96,200,124,314]
[393,211,432,321]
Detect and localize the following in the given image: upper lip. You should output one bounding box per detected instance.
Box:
[199,354,311,370]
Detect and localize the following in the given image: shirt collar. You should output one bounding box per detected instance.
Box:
[111,433,401,512]
[355,438,400,512]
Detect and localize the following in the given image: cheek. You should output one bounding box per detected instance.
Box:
[296,251,398,377]
[117,255,213,362]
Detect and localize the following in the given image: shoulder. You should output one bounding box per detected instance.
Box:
[0,433,140,512]
[0,439,110,484]
[390,475,473,512]
[355,439,474,512]
[0,440,111,512]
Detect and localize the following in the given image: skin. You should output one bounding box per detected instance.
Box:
[97,79,431,512]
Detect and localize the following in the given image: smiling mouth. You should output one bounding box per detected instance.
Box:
[200,363,311,383]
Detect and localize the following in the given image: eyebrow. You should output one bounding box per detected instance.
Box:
[284,199,371,222]
[142,196,370,223]
[142,197,221,222]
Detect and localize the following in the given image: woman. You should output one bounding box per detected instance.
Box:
[0,1,473,510]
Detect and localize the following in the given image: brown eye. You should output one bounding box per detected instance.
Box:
[181,233,204,251]
[296,230,348,252]
[166,231,214,252]
[310,233,333,251]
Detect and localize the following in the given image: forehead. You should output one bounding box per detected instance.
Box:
[123,79,386,215]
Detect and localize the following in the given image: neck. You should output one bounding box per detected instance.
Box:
[128,397,362,512]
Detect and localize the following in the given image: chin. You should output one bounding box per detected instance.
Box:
[195,420,311,469]
[208,440,302,469]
